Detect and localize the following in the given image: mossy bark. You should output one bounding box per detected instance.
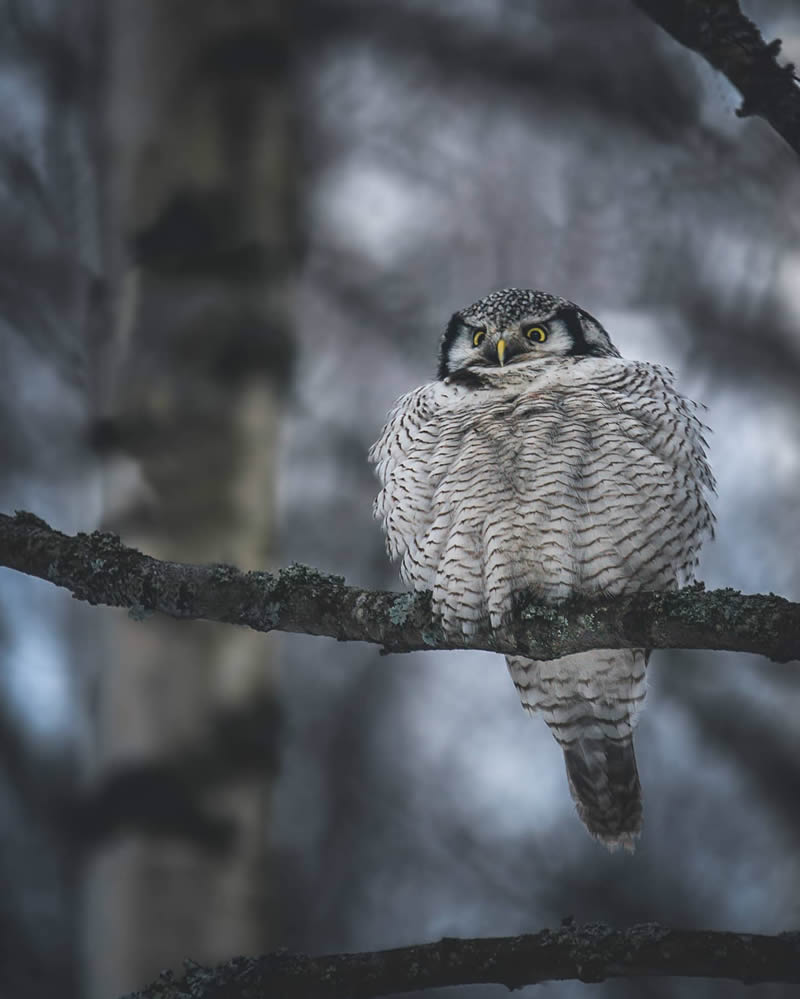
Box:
[2,512,798,663]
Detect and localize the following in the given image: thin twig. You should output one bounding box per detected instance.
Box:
[632,0,800,155]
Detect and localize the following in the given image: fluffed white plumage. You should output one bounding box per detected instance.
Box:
[370,290,714,848]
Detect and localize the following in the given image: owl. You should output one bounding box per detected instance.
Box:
[369,288,715,849]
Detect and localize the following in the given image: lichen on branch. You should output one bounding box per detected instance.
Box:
[0,511,797,662]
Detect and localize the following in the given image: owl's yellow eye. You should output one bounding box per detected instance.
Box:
[472,330,486,347]
[524,326,547,342]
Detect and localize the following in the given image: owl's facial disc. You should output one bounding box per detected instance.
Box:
[437,289,621,380]
[440,318,563,378]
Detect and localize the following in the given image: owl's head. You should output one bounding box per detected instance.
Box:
[438,288,620,380]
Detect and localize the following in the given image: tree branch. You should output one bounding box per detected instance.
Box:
[1,512,797,661]
[632,0,800,156]
[121,922,800,997]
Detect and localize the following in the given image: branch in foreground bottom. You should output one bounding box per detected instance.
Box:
[0,511,798,661]
[632,0,800,157]
[123,923,800,997]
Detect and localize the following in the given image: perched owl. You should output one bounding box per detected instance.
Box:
[369,288,715,849]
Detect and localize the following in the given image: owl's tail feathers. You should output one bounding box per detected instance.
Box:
[506,650,647,852]
[561,734,642,852]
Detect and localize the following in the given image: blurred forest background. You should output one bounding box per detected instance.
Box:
[0,1,798,998]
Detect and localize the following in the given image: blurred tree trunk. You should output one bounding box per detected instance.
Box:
[0,2,105,997]
[84,3,297,996]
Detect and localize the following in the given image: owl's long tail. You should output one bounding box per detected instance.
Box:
[506,649,648,851]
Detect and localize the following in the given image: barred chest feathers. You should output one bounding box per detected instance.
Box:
[371,354,713,635]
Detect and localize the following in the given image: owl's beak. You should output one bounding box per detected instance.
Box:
[496,338,507,366]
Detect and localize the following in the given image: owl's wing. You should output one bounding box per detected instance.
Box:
[576,361,715,586]
[505,362,715,608]
[371,381,508,633]
[369,382,452,587]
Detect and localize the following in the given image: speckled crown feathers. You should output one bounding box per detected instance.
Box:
[456,288,567,327]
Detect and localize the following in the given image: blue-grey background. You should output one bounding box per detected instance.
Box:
[0,1,798,997]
